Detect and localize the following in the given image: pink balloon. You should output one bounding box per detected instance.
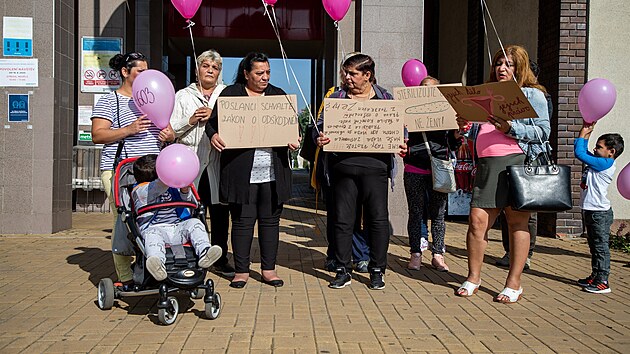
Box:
[156,144,200,188]
[171,0,202,20]
[578,78,617,124]
[264,0,278,5]
[322,0,351,22]
[401,59,428,87]
[618,162,630,200]
[132,70,175,130]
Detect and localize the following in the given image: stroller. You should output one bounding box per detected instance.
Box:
[96,157,221,325]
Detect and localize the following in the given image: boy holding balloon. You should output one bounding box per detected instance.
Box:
[132,154,222,281]
[574,124,624,294]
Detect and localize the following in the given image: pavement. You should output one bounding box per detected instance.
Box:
[1,172,630,353]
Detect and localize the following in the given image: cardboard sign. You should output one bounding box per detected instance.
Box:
[438,81,538,121]
[323,98,404,153]
[394,83,461,132]
[218,95,299,149]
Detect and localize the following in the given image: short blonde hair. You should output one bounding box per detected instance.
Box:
[197,49,223,71]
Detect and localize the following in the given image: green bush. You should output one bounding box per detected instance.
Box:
[610,222,630,253]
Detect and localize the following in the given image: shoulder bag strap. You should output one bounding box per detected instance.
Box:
[421,132,432,158]
[112,91,126,170]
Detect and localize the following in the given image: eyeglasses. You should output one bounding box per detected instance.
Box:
[123,52,146,64]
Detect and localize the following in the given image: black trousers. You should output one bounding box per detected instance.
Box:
[197,169,231,266]
[331,163,390,272]
[229,182,283,273]
[499,211,537,257]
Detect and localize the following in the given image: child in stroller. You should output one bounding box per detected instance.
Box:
[132,154,222,280]
[97,155,223,325]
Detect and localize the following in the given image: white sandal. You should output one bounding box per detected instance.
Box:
[495,287,523,304]
[456,280,480,297]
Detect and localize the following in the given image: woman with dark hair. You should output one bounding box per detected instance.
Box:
[91,52,175,289]
[205,52,299,288]
[315,53,407,290]
[455,45,550,303]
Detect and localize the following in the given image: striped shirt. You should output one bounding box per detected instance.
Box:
[132,181,194,230]
[91,92,162,171]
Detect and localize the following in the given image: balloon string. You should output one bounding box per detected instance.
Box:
[335,21,347,62]
[480,0,515,83]
[271,7,291,84]
[263,2,320,134]
[185,19,202,149]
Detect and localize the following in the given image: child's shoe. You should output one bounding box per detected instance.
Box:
[577,274,595,287]
[198,245,223,269]
[146,256,167,281]
[584,280,611,294]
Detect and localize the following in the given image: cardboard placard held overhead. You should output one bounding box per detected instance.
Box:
[393,83,461,132]
[438,81,538,121]
[323,98,404,153]
[218,95,299,149]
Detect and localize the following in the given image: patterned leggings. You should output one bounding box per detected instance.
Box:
[404,172,447,254]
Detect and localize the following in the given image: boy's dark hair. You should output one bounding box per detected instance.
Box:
[133,154,158,183]
[599,133,624,159]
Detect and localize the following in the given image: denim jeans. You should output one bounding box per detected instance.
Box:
[583,209,614,282]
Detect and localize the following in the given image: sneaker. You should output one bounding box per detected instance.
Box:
[495,253,510,267]
[198,245,223,269]
[368,268,385,290]
[212,262,236,277]
[431,254,449,272]
[524,257,531,270]
[324,258,337,272]
[577,275,595,287]
[328,268,352,289]
[354,260,369,273]
[584,281,611,294]
[408,253,422,270]
[146,256,167,281]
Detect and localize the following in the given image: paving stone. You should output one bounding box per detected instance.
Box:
[1,174,630,353]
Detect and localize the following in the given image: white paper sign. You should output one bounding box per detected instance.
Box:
[0,59,38,87]
[78,106,93,126]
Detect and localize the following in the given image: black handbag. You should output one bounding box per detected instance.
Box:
[507,141,572,212]
[299,124,318,163]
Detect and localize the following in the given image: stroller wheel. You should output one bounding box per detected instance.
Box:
[158,296,179,325]
[189,288,205,300]
[205,293,221,320]
[97,278,115,310]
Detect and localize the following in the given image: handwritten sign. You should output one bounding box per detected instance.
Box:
[218,95,299,149]
[438,81,538,121]
[323,98,404,153]
[394,83,461,132]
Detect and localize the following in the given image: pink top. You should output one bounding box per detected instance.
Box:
[404,164,431,175]
[475,123,523,158]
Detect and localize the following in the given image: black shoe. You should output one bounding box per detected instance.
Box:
[577,274,595,287]
[229,280,247,289]
[212,262,236,277]
[584,281,611,294]
[324,258,337,272]
[328,268,352,289]
[368,268,385,290]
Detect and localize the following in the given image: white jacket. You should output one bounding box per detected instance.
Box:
[170,83,226,204]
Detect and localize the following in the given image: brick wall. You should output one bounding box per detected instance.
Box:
[538,0,588,237]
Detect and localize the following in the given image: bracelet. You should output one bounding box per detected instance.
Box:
[459,122,472,134]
